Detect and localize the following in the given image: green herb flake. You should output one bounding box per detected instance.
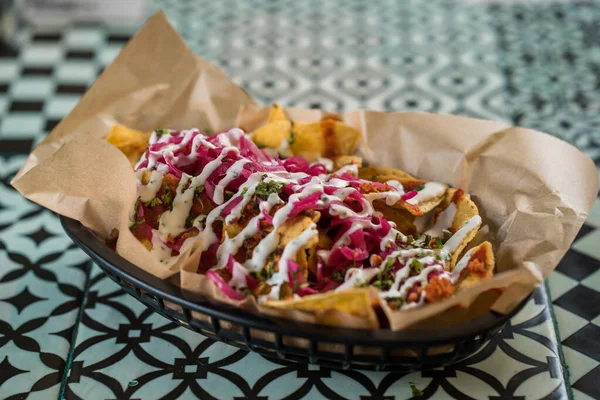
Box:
[410,382,424,397]
[435,237,443,249]
[442,229,452,243]
[414,185,425,192]
[185,214,196,229]
[215,216,226,223]
[388,298,404,309]
[412,259,424,273]
[406,235,414,244]
[332,270,345,282]
[155,128,169,136]
[288,121,296,144]
[129,219,144,230]
[145,197,163,207]
[241,187,248,197]
[160,181,173,205]
[255,180,285,200]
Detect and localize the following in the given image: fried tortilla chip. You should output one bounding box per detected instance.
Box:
[423,188,481,268]
[358,166,415,182]
[320,118,361,157]
[268,103,289,123]
[251,120,292,151]
[264,288,379,327]
[454,242,495,291]
[105,123,151,167]
[289,121,326,161]
[277,215,319,279]
[332,155,363,170]
[373,201,417,236]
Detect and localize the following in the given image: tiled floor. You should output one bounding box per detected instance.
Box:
[0,0,599,399]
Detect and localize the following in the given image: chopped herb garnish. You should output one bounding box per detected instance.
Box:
[410,382,424,397]
[442,229,452,243]
[256,144,266,149]
[388,298,404,309]
[215,216,226,223]
[406,235,414,244]
[255,180,285,200]
[434,237,443,249]
[423,234,432,247]
[129,219,144,230]
[155,128,169,136]
[412,259,424,274]
[288,121,296,144]
[385,241,392,249]
[241,187,248,197]
[332,270,345,282]
[145,197,163,207]
[414,185,425,191]
[185,214,196,229]
[160,181,173,206]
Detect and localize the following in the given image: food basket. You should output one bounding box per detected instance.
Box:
[61,215,530,372]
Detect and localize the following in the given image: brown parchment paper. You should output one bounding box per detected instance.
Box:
[11,11,598,331]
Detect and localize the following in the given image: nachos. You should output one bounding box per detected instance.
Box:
[106,105,495,322]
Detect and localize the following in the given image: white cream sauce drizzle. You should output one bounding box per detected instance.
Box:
[137,170,164,202]
[451,247,475,284]
[213,159,250,205]
[442,215,481,254]
[335,267,381,291]
[424,202,457,238]
[406,182,448,205]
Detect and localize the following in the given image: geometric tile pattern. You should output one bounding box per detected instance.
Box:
[1,0,599,398]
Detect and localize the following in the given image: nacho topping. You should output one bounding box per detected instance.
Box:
[125,122,490,311]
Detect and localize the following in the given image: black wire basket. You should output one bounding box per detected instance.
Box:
[61,216,529,372]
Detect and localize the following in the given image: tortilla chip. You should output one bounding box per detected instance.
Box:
[268,103,289,123]
[251,120,292,150]
[391,179,445,217]
[455,242,495,291]
[277,215,319,279]
[426,188,481,269]
[332,155,363,170]
[105,123,151,167]
[329,120,361,156]
[373,201,417,235]
[358,166,415,182]
[264,288,379,327]
[290,121,326,161]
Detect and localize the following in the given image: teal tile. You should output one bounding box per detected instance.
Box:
[44,96,80,118]
[547,271,578,300]
[10,78,54,98]
[572,229,600,261]
[582,269,600,291]
[97,45,124,66]
[0,114,44,137]
[585,197,600,228]
[56,62,97,83]
[0,60,19,80]
[563,347,599,383]
[21,46,63,65]
[65,28,104,48]
[553,305,589,340]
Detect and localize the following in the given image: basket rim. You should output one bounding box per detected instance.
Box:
[60,215,530,346]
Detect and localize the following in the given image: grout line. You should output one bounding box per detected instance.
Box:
[544,279,574,400]
[57,259,93,400]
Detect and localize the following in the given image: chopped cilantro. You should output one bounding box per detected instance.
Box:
[129,219,144,230]
[434,237,443,249]
[332,270,345,282]
[406,235,414,244]
[215,216,226,223]
[423,234,432,247]
[160,181,173,206]
[256,144,266,149]
[442,229,452,243]
[412,259,424,273]
[185,214,196,229]
[410,382,424,397]
[388,298,404,309]
[145,197,163,207]
[255,180,285,200]
[155,128,169,136]
[414,185,425,191]
[385,241,392,249]
[241,187,248,197]
[288,121,296,144]
[133,196,141,211]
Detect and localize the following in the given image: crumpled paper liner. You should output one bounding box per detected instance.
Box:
[11,11,598,331]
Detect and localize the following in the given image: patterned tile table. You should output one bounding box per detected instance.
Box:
[0,0,599,399]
